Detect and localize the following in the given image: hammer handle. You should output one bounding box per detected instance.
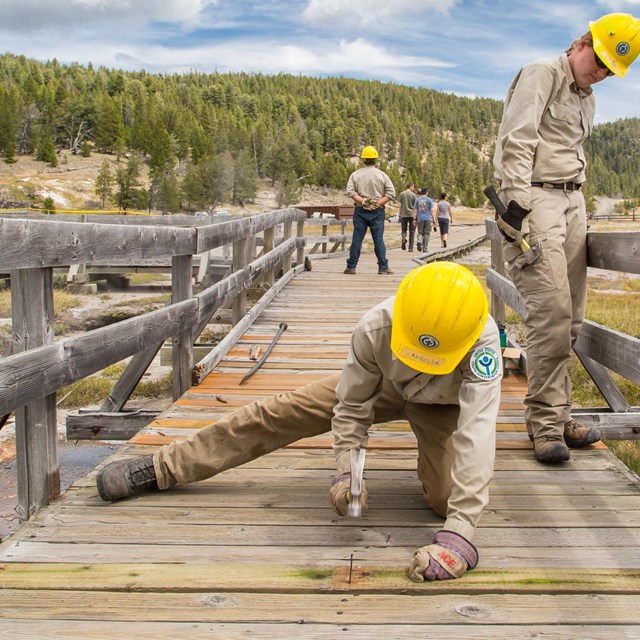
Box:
[483,185,507,217]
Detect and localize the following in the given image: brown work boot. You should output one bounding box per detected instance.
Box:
[96,455,158,501]
[343,267,356,274]
[564,418,602,448]
[533,435,570,464]
[378,269,394,275]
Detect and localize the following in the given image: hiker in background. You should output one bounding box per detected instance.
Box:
[96,263,503,583]
[437,193,453,248]
[492,13,640,463]
[414,187,434,253]
[344,145,395,275]
[398,182,417,251]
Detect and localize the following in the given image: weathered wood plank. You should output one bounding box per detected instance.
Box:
[0,217,197,269]
[1,562,639,594]
[1,621,637,639]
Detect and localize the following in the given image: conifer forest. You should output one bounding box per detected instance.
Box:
[1,53,639,213]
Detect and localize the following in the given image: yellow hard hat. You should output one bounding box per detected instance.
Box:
[391,262,488,374]
[361,145,379,159]
[589,13,640,77]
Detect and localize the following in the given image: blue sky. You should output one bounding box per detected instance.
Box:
[1,0,639,123]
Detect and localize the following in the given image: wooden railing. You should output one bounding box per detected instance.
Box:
[0,210,349,520]
[486,218,640,439]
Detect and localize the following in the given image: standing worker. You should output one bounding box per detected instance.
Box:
[344,145,396,275]
[414,187,434,253]
[437,193,453,248]
[97,262,503,582]
[492,13,640,463]
[398,182,417,251]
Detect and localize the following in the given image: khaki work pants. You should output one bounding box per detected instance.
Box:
[155,373,459,517]
[506,187,587,438]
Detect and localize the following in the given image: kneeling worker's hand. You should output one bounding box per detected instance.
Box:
[329,473,368,516]
[408,530,478,581]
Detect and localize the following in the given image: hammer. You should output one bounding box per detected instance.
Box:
[484,186,542,268]
[346,448,366,518]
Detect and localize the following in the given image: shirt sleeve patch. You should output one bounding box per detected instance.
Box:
[470,347,501,380]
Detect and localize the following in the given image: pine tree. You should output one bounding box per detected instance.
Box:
[95,159,114,209]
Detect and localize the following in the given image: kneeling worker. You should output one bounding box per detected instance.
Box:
[97,262,502,582]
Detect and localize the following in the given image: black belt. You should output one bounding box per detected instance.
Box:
[531,181,582,191]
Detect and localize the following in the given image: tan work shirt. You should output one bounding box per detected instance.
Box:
[346,165,396,201]
[493,53,595,209]
[331,297,502,539]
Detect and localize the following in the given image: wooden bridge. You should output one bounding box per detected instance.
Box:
[1,210,640,637]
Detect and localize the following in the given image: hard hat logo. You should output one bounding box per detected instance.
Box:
[419,334,439,349]
[618,42,630,56]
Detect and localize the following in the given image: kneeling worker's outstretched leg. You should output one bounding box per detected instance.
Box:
[97,373,341,501]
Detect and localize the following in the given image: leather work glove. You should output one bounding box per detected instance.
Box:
[361,197,380,211]
[497,200,531,243]
[408,530,478,582]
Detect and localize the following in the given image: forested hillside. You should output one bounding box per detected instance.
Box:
[0,53,638,213]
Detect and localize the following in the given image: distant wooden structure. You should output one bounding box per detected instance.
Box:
[296,204,355,220]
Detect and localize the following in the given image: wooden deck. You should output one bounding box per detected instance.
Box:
[2,232,640,638]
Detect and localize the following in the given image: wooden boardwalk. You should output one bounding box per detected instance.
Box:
[2,232,640,638]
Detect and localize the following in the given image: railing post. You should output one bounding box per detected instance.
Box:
[232,237,248,325]
[341,220,347,251]
[321,221,328,254]
[282,220,293,272]
[11,267,59,520]
[263,227,275,287]
[296,218,305,266]
[171,255,193,400]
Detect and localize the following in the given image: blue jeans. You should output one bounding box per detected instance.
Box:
[346,207,389,271]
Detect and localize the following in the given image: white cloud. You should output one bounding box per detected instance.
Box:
[302,0,457,26]
[96,37,454,76]
[597,0,640,9]
[0,0,218,32]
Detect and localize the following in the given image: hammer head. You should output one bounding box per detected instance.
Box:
[515,238,543,268]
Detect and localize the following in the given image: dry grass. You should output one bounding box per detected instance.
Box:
[0,287,79,319]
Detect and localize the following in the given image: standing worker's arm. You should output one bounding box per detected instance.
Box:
[346,173,365,205]
[495,64,555,210]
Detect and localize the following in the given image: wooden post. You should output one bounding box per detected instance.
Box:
[341,220,347,251]
[321,222,328,255]
[171,255,193,400]
[263,227,275,287]
[11,267,59,521]
[296,219,305,267]
[282,220,293,273]
[232,237,248,325]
